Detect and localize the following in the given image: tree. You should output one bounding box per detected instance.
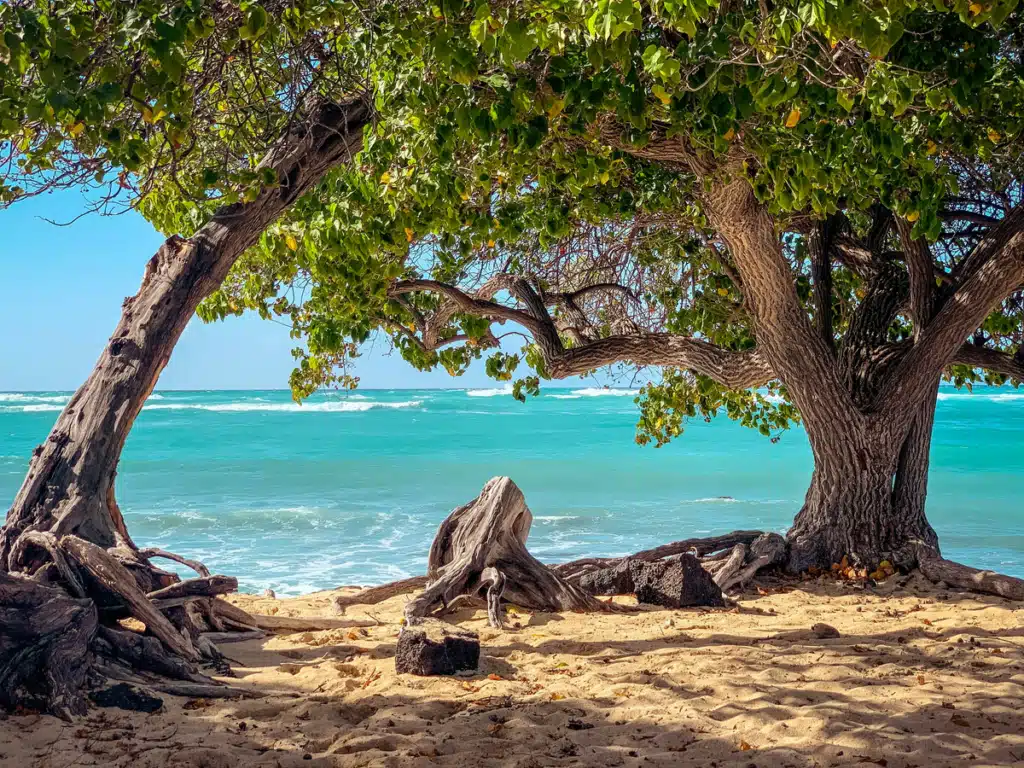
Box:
[0,0,372,715]
[208,0,1024,592]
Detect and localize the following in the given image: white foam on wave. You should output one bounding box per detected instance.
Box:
[937,391,1024,402]
[682,496,740,504]
[0,404,65,413]
[148,393,165,400]
[466,387,513,397]
[143,399,422,413]
[0,393,70,404]
[571,387,639,397]
[549,393,581,399]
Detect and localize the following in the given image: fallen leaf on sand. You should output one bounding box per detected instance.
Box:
[739,740,753,751]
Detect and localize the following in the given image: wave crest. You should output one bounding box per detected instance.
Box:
[143,400,423,413]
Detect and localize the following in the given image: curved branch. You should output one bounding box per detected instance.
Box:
[543,334,773,388]
[389,278,774,389]
[952,344,1024,381]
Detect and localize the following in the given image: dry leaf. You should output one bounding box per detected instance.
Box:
[784,107,801,128]
[362,670,382,689]
[739,740,753,751]
[487,674,502,681]
[550,692,565,701]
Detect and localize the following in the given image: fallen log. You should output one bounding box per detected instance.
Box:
[554,530,764,581]
[404,477,611,628]
[332,576,428,613]
[918,546,1024,599]
[245,614,376,632]
[147,575,238,602]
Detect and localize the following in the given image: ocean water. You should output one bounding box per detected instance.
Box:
[1,386,1022,595]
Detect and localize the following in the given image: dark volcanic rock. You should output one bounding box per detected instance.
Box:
[89,683,163,713]
[632,554,725,608]
[395,619,480,676]
[578,558,638,596]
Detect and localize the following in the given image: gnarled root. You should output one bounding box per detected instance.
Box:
[917,545,1024,600]
[555,530,766,584]
[704,533,789,592]
[404,477,612,628]
[1,529,255,717]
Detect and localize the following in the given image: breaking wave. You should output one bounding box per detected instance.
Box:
[143,400,423,413]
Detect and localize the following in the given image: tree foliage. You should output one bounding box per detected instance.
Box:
[193,0,1024,444]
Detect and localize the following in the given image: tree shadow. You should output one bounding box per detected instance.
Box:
[4,609,1021,768]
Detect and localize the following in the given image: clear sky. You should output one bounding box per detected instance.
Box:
[0,190,580,392]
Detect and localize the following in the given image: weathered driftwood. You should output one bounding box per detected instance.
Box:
[0,574,97,719]
[247,614,375,632]
[61,536,200,662]
[138,548,212,578]
[201,630,267,644]
[147,575,238,602]
[555,530,765,581]
[332,576,428,613]
[918,546,1024,599]
[405,477,611,628]
[705,533,789,592]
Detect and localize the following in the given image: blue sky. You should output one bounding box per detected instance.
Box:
[0,190,580,392]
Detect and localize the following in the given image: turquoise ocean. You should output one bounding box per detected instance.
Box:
[1,386,1022,595]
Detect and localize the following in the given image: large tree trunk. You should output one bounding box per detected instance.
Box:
[785,398,939,573]
[0,96,370,716]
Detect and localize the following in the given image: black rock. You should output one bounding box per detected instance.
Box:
[578,558,637,596]
[395,619,480,676]
[89,683,163,713]
[632,554,725,608]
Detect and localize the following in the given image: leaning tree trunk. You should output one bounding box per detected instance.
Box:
[0,96,370,716]
[1,97,368,570]
[404,477,610,628]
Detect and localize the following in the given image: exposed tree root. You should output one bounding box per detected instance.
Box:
[704,534,789,592]
[0,530,261,717]
[917,546,1024,600]
[554,530,765,582]
[404,477,613,628]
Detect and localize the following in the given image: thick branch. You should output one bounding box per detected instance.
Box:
[952,344,1024,381]
[391,278,773,388]
[875,204,1024,424]
[894,217,936,335]
[542,334,773,388]
[809,216,839,354]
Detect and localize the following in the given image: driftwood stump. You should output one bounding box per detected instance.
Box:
[404,477,610,628]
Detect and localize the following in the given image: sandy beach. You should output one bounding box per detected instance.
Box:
[2,574,1021,768]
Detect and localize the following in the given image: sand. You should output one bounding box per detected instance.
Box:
[2,573,1022,768]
